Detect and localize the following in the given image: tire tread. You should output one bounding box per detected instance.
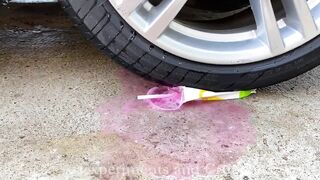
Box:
[61,0,320,91]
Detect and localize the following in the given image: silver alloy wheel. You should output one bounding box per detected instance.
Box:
[109,0,320,65]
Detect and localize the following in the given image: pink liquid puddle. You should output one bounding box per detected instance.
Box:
[97,70,256,179]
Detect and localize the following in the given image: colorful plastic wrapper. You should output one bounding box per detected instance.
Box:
[137,86,256,111]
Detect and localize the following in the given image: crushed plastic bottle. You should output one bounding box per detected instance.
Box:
[138,86,256,111]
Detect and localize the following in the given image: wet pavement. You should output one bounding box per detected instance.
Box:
[0,3,320,180]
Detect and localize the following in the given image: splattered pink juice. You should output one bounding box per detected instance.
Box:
[97,70,256,179]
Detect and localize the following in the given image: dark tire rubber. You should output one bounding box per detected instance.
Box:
[61,0,320,91]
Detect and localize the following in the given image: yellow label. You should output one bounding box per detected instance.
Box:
[199,90,224,101]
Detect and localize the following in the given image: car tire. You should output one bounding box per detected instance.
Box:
[61,0,320,91]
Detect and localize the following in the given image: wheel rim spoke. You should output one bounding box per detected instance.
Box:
[144,0,187,41]
[282,0,318,39]
[113,0,146,17]
[250,0,285,54]
[110,0,320,65]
